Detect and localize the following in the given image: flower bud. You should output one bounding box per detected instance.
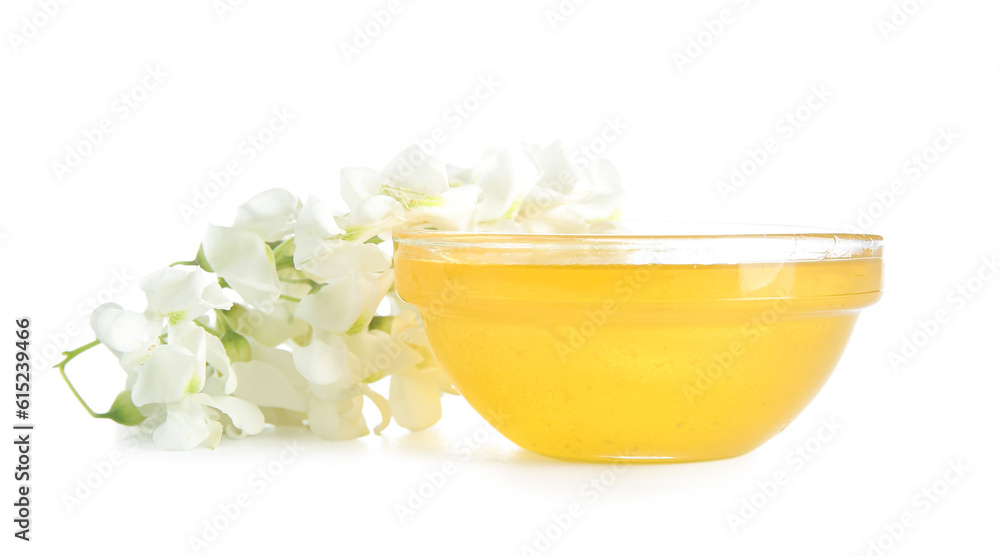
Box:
[100,391,146,426]
[221,328,252,363]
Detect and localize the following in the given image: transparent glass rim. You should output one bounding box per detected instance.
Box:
[392,222,884,264]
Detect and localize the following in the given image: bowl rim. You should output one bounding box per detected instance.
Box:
[392,222,883,264]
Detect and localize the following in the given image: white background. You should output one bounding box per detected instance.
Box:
[2,0,998,554]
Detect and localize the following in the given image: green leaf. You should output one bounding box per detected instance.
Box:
[97,391,145,426]
[346,316,368,335]
[194,244,213,272]
[169,244,213,271]
[369,315,394,333]
[270,237,296,260]
[221,329,252,363]
[217,308,252,362]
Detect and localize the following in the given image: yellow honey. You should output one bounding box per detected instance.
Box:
[394,231,883,462]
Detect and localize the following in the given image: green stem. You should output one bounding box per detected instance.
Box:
[215,308,235,333]
[194,318,222,336]
[169,245,211,271]
[269,236,294,253]
[54,340,102,418]
[279,294,303,303]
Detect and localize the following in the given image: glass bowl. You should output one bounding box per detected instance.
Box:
[392,224,883,463]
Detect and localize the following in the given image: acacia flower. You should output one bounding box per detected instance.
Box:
[58,141,627,450]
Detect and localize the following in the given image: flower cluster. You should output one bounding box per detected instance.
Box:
[57,141,625,449]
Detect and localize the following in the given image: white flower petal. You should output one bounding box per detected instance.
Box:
[469,147,534,222]
[520,204,589,234]
[259,407,307,427]
[390,310,431,348]
[518,141,590,223]
[233,188,301,241]
[345,330,423,380]
[141,267,232,324]
[203,332,236,395]
[389,371,442,431]
[404,185,482,231]
[294,281,361,335]
[446,162,476,186]
[306,394,368,441]
[476,218,528,233]
[429,366,459,395]
[118,340,160,373]
[334,195,404,242]
[232,359,307,411]
[340,167,390,210]
[166,321,208,372]
[382,145,450,196]
[150,397,211,451]
[131,344,202,406]
[202,394,265,436]
[293,196,344,268]
[202,420,224,449]
[202,224,280,309]
[299,241,390,280]
[248,338,308,388]
[573,158,625,221]
[291,331,351,385]
[90,303,162,354]
[233,299,310,348]
[360,384,391,435]
[305,348,364,402]
[200,280,232,310]
[295,272,391,334]
[524,140,582,196]
[293,196,393,279]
